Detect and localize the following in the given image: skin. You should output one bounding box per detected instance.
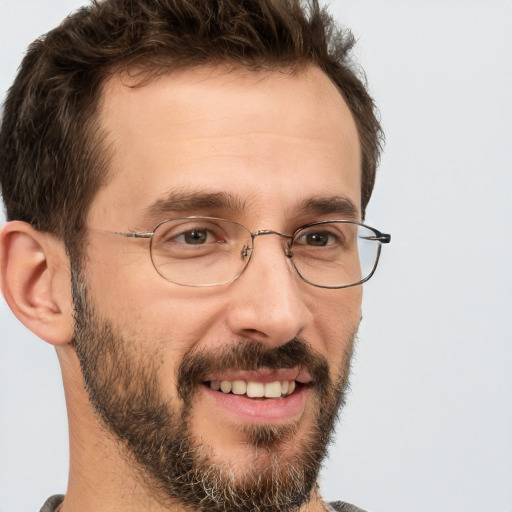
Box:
[0,65,362,511]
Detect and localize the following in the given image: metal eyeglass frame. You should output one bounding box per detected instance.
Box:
[103,217,391,289]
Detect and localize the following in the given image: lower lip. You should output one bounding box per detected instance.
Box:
[201,384,309,424]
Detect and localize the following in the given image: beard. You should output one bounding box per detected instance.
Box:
[70,266,355,512]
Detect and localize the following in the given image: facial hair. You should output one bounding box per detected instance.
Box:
[70,267,355,512]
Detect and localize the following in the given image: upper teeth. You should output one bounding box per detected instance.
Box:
[210,380,296,398]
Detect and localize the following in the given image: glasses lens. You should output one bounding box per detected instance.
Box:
[291,221,381,288]
[150,218,252,286]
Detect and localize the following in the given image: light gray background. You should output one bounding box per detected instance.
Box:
[1,1,511,511]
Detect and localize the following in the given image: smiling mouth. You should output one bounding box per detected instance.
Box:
[204,379,299,398]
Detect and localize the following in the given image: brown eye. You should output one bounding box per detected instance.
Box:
[179,229,209,244]
[295,230,340,247]
[304,232,329,246]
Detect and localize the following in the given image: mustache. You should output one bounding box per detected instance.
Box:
[176,337,330,402]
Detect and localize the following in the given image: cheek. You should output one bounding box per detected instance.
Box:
[85,237,223,332]
[309,286,362,364]
[88,271,231,376]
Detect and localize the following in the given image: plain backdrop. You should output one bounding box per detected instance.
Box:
[1,1,511,511]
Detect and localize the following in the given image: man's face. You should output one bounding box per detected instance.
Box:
[75,65,362,510]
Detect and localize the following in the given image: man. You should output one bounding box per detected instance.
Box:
[0,0,389,511]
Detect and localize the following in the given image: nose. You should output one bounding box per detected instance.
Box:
[225,234,313,346]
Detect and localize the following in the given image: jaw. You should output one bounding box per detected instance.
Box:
[176,341,351,480]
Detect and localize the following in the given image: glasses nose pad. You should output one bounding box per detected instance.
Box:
[241,243,252,260]
[284,239,293,258]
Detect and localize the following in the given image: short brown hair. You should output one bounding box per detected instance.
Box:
[0,0,383,250]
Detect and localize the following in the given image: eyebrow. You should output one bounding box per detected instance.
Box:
[295,195,360,220]
[143,190,247,222]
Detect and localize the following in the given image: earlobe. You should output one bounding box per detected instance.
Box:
[0,221,74,345]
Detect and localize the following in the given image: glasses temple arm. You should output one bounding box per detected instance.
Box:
[105,230,153,239]
[360,233,391,243]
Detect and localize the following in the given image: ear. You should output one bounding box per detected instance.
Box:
[0,221,74,345]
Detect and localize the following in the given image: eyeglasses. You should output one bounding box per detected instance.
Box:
[103,217,391,288]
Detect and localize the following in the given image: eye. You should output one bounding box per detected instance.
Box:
[295,229,341,247]
[174,228,215,245]
[157,220,228,248]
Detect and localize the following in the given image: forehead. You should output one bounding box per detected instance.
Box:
[90,65,361,228]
